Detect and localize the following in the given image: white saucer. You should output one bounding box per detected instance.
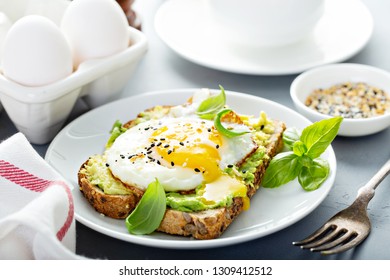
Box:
[155,0,373,75]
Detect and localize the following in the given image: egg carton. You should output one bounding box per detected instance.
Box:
[0,0,148,144]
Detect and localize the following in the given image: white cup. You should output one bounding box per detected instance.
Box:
[206,0,325,48]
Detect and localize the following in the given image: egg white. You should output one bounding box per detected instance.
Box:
[105,116,256,192]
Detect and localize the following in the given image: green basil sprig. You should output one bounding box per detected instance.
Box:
[106,120,127,149]
[197,85,226,120]
[262,116,342,191]
[196,85,249,138]
[214,109,249,138]
[125,179,166,235]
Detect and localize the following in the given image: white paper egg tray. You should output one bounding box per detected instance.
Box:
[0,0,148,144]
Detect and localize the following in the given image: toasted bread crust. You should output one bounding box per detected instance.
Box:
[78,113,286,239]
[78,161,143,219]
[157,197,244,239]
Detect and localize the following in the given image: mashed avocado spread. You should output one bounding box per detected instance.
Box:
[83,108,275,212]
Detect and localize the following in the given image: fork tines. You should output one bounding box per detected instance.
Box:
[293,223,366,255]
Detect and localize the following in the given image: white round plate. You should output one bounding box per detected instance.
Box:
[45,89,336,249]
[155,0,373,75]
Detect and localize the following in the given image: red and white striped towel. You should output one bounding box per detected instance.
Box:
[0,133,82,259]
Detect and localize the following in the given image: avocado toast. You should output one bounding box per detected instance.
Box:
[78,88,286,239]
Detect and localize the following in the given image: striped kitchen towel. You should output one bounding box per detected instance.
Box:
[0,133,82,259]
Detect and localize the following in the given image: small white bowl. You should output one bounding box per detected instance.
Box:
[0,0,147,145]
[290,63,390,137]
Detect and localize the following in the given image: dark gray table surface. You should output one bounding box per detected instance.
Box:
[1,0,389,259]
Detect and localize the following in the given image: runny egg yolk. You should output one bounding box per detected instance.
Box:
[151,121,222,183]
[202,175,250,210]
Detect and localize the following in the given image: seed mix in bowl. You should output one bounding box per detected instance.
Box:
[305,82,390,119]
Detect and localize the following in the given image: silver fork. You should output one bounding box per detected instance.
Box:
[293,158,390,255]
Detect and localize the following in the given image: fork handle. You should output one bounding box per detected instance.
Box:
[356,158,390,205]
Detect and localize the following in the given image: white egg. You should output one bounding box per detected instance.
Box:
[2,15,73,87]
[105,117,256,192]
[61,0,129,68]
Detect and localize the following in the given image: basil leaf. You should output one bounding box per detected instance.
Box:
[283,127,301,150]
[262,152,302,188]
[106,120,127,149]
[214,109,249,138]
[298,158,330,191]
[196,85,226,119]
[300,116,342,159]
[125,179,166,235]
[292,140,307,157]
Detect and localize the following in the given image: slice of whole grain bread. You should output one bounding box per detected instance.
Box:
[78,111,285,239]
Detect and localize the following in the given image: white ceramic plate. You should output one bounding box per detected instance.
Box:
[45,89,337,249]
[155,0,373,75]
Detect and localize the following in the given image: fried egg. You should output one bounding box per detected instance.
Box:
[105,116,256,192]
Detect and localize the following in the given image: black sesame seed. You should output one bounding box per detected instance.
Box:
[227,164,233,168]
[156,142,162,146]
[147,150,152,154]
[167,150,172,155]
[160,138,166,141]
[194,168,201,172]
[164,144,170,148]
[260,125,265,130]
[216,144,220,149]
[157,160,161,165]
[207,128,211,132]
[179,142,184,146]
[105,163,110,167]
[171,161,175,166]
